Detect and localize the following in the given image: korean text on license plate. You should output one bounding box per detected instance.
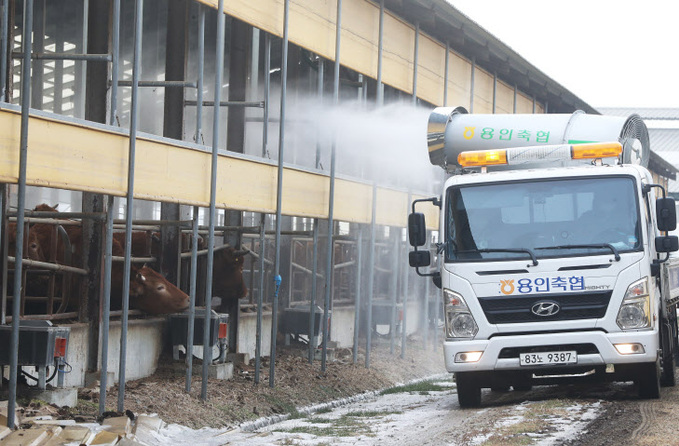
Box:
[519,351,577,366]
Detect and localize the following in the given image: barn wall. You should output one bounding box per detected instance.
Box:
[195,0,540,109]
[0,107,439,229]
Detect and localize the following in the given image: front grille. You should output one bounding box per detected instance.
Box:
[498,343,600,359]
[478,291,612,324]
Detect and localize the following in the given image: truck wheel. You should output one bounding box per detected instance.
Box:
[456,372,482,408]
[638,362,661,399]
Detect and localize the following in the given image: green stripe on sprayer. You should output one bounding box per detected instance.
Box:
[568,140,597,144]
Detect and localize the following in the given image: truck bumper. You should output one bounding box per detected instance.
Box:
[443,330,659,373]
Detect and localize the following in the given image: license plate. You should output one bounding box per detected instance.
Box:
[519,351,577,366]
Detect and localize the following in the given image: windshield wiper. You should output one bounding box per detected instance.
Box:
[534,244,621,261]
[458,248,538,266]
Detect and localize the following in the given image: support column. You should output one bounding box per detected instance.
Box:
[82,0,111,373]
[161,0,189,285]
[226,18,249,153]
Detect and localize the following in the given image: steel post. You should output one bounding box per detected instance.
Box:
[322,0,342,373]
[117,0,144,413]
[8,0,34,429]
[202,0,226,401]
[255,33,271,384]
[352,229,362,364]
[185,206,199,391]
[365,183,377,368]
[255,213,265,383]
[309,51,323,365]
[98,196,114,415]
[270,0,290,388]
[308,219,318,363]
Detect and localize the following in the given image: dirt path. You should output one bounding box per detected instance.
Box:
[10,342,679,445]
[564,383,679,446]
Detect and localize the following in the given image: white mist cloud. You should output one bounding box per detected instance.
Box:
[286,99,443,194]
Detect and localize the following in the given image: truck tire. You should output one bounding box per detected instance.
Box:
[638,361,661,399]
[456,372,482,408]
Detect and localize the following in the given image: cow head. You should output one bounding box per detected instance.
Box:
[130,266,190,315]
[7,223,45,261]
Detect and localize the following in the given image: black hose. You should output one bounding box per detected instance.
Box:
[20,365,58,383]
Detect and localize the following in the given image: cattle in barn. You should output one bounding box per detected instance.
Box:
[15,203,190,315]
[28,203,83,265]
[128,266,190,314]
[100,236,189,314]
[212,246,249,312]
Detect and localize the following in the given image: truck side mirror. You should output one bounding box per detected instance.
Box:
[656,198,677,232]
[655,235,679,253]
[408,213,427,247]
[409,250,431,267]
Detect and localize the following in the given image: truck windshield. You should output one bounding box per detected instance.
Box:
[445,176,641,262]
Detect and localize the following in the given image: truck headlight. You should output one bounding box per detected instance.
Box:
[616,277,651,330]
[444,289,478,338]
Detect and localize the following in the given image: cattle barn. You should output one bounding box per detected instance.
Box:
[2,0,674,426]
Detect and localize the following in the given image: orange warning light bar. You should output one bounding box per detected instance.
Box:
[571,142,623,160]
[457,150,508,167]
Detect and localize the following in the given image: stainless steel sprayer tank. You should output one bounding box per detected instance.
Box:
[427,107,650,172]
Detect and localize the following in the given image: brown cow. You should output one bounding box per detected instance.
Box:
[108,235,189,313]
[212,246,249,312]
[20,204,190,315]
[128,266,190,314]
[28,203,82,265]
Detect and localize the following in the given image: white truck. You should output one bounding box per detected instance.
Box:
[409,107,679,407]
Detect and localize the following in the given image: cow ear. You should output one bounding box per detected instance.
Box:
[53,203,59,210]
[138,271,146,282]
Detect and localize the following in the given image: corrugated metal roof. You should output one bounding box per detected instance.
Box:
[597,107,679,120]
[649,130,679,193]
[650,129,679,152]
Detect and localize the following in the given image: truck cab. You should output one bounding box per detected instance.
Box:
[410,107,679,407]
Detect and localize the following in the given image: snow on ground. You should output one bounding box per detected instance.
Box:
[114,379,604,445]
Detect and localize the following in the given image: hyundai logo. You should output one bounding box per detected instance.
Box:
[531,301,560,317]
